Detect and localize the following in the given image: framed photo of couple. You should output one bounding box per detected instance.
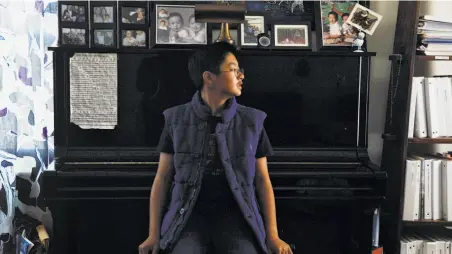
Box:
[150,3,209,48]
[90,1,117,48]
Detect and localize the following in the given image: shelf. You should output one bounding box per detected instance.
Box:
[416,55,452,61]
[404,220,452,226]
[408,138,452,144]
[47,46,376,57]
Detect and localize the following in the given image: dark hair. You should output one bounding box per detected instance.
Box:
[188,42,237,90]
[328,11,338,21]
[342,13,350,19]
[168,12,184,25]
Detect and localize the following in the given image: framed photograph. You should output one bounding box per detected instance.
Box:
[90,1,117,48]
[118,1,149,49]
[238,15,266,48]
[272,23,311,50]
[152,4,208,46]
[347,3,383,36]
[58,1,88,47]
[121,30,147,48]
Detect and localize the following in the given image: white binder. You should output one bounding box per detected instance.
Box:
[414,77,428,138]
[408,77,421,138]
[424,77,440,138]
[403,158,421,221]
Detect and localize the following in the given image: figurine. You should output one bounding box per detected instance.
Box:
[352,31,365,52]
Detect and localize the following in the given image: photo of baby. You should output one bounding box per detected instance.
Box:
[320,1,358,46]
[122,30,146,47]
[155,5,207,45]
[122,7,146,24]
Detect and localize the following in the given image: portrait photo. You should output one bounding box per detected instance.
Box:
[121,6,146,24]
[62,28,86,45]
[61,4,86,23]
[241,16,265,46]
[347,3,382,35]
[320,1,358,46]
[94,29,114,46]
[274,24,310,47]
[93,6,114,23]
[155,4,207,45]
[122,30,146,47]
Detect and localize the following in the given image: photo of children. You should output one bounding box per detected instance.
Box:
[122,30,146,47]
[155,5,207,45]
[320,1,358,46]
[241,16,265,46]
[274,25,309,47]
[61,4,85,23]
[121,7,145,24]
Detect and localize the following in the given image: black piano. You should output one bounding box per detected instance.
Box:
[41,49,386,254]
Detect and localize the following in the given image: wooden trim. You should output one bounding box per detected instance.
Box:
[408,138,452,144]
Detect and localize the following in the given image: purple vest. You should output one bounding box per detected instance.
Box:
[159,91,268,253]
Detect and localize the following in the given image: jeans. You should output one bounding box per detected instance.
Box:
[166,206,262,254]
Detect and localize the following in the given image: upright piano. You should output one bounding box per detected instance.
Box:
[41,49,386,254]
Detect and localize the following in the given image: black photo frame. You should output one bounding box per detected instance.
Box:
[237,14,267,49]
[315,0,369,51]
[271,22,312,50]
[58,1,89,47]
[150,2,210,49]
[118,1,149,49]
[90,1,117,48]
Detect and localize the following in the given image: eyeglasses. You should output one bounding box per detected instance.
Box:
[220,68,244,77]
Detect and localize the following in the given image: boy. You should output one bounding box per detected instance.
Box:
[139,42,292,254]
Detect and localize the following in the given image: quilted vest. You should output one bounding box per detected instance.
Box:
[159,91,268,253]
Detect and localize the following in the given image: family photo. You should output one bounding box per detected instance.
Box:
[320,1,357,46]
[121,7,146,24]
[241,16,265,46]
[155,5,207,45]
[122,30,146,47]
[93,6,114,23]
[275,25,309,47]
[61,4,85,23]
[62,28,85,45]
[94,29,114,46]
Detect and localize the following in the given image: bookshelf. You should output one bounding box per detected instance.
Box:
[381,1,452,253]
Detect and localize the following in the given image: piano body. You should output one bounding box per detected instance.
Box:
[41,49,386,254]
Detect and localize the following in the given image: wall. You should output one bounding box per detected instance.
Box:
[0,0,57,252]
[367,0,399,166]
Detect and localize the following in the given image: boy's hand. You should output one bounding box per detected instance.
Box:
[138,236,159,254]
[266,237,293,254]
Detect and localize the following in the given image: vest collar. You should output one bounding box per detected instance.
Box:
[191,91,238,123]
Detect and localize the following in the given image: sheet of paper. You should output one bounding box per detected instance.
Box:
[69,53,117,129]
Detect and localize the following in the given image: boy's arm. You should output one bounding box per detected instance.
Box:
[254,157,279,240]
[148,152,174,239]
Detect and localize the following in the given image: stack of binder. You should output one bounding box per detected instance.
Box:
[408,76,452,139]
[401,231,452,254]
[403,154,452,222]
[417,15,452,56]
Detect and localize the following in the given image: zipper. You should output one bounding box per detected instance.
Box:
[164,123,207,250]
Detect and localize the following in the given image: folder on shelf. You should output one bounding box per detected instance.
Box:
[414,77,428,138]
[424,77,440,138]
[408,77,421,138]
[403,158,421,221]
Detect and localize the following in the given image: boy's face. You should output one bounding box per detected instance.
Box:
[207,53,244,97]
[328,14,337,23]
[343,15,349,22]
[168,16,182,31]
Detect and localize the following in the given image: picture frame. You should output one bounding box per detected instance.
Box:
[118,1,149,48]
[347,3,383,36]
[151,3,208,48]
[272,23,312,50]
[90,1,117,48]
[58,1,89,47]
[237,15,266,49]
[315,1,369,51]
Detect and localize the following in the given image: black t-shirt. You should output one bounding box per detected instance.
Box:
[157,115,273,214]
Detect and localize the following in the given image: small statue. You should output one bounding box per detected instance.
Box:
[352,31,365,52]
